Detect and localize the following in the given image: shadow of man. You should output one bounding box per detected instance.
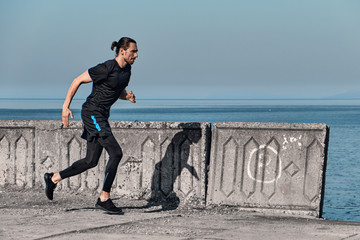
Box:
[144,122,202,212]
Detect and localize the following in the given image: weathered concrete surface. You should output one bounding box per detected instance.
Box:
[207,122,329,218]
[0,120,211,206]
[0,120,331,217]
[1,188,359,240]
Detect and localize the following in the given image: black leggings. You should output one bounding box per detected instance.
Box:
[59,135,122,192]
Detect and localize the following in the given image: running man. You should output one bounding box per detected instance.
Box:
[44,37,138,213]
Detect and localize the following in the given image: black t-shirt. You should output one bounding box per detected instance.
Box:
[80,59,132,140]
[86,59,131,111]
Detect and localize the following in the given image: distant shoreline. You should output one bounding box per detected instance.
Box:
[1,97,360,101]
[1,99,360,111]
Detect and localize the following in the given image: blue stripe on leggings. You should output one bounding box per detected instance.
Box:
[91,116,101,131]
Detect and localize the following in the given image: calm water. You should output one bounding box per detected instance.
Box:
[1,98,360,222]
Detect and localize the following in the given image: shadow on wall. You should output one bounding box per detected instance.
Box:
[127,123,202,212]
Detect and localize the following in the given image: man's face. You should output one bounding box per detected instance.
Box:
[122,42,138,65]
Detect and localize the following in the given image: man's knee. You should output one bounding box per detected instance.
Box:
[87,160,98,169]
[107,147,122,168]
[84,155,100,169]
[101,136,123,163]
[81,159,98,170]
[112,149,123,163]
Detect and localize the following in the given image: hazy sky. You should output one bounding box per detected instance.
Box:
[0,0,359,99]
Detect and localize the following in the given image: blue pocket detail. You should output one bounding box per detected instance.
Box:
[91,116,101,131]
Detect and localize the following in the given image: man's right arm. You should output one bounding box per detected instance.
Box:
[62,70,93,127]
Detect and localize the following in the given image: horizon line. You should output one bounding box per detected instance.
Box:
[1,97,360,101]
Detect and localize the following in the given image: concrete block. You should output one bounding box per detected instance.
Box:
[110,121,211,206]
[207,122,329,217]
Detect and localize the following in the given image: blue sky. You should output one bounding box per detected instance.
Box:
[0,0,359,99]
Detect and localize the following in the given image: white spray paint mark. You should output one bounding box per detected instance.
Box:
[247,145,282,184]
[282,135,303,149]
[282,135,289,150]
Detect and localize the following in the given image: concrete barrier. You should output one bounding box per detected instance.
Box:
[0,120,330,217]
[207,122,329,217]
[0,120,211,206]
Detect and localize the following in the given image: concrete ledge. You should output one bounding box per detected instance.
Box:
[0,120,211,206]
[0,120,330,217]
[207,122,330,217]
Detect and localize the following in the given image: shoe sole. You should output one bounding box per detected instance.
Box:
[95,203,124,214]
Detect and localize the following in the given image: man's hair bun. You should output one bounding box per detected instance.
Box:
[111,41,118,51]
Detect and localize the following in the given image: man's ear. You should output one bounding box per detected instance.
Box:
[120,48,125,55]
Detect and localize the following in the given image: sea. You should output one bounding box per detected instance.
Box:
[1,98,360,222]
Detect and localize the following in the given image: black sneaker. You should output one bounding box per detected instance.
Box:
[95,198,123,214]
[44,172,57,200]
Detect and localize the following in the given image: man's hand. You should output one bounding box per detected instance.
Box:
[126,90,136,103]
[62,107,74,128]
